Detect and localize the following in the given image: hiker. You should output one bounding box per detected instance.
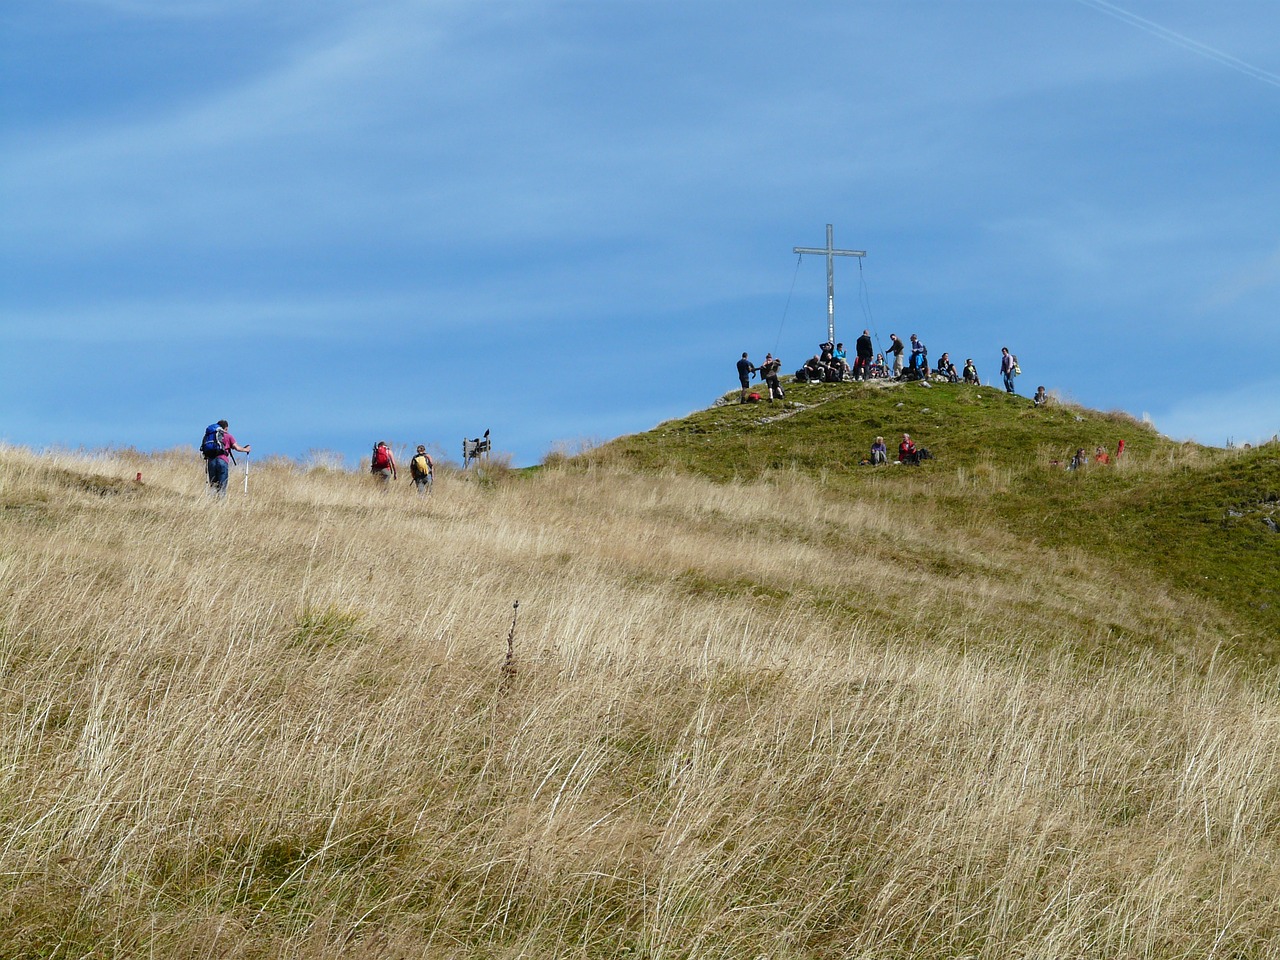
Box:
[872,353,888,379]
[1069,447,1088,470]
[898,433,918,465]
[870,436,888,465]
[1116,439,1126,459]
[936,353,958,382]
[830,343,850,380]
[963,358,980,384]
[852,329,874,381]
[760,354,784,400]
[1094,445,1111,465]
[371,441,397,484]
[1000,347,1017,394]
[736,352,756,403]
[200,420,251,497]
[886,334,906,378]
[409,445,434,494]
[909,335,928,379]
[800,355,826,383]
[1032,385,1048,407]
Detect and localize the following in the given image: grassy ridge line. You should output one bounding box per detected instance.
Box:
[582,379,1280,653]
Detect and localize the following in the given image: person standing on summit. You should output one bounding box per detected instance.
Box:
[1000,347,1018,394]
[886,334,906,378]
[736,352,756,403]
[909,335,928,379]
[853,330,874,381]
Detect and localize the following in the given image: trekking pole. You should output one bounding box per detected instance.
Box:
[243,454,250,495]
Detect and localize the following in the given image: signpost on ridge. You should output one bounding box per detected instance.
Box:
[793,224,865,347]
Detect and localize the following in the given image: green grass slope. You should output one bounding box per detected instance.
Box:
[584,378,1280,657]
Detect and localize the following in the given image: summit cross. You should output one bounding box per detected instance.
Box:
[793,223,866,346]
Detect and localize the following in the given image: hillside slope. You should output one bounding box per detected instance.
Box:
[1,437,1279,957]
[584,378,1280,655]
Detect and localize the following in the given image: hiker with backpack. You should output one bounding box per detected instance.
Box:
[409,445,434,495]
[908,335,929,379]
[200,420,251,497]
[371,441,397,485]
[1000,347,1019,394]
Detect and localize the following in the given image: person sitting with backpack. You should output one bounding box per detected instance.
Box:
[371,441,397,484]
[200,419,251,497]
[798,355,825,383]
[898,433,918,465]
[409,445,434,494]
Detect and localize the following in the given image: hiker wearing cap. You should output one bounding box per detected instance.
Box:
[409,445,434,495]
[200,419,251,497]
[371,441,396,484]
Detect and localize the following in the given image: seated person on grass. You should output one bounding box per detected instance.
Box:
[898,433,918,465]
[870,436,888,465]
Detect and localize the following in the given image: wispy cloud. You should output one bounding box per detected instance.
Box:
[1074,0,1280,89]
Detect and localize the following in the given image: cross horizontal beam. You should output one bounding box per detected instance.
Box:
[793,246,865,257]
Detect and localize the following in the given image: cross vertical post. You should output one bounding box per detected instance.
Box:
[793,224,866,346]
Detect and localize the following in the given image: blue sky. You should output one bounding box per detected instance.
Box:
[3,0,1278,466]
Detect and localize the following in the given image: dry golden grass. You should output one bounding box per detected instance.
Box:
[1,444,1278,958]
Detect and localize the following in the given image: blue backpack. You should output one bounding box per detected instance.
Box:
[200,423,226,459]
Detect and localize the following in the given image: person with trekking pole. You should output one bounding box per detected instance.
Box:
[200,419,251,498]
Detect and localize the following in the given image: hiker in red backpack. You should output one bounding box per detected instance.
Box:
[200,419,251,497]
[371,441,397,485]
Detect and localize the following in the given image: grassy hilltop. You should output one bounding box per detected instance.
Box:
[585,378,1280,657]
[1,384,1279,958]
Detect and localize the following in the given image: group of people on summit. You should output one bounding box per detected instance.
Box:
[737,333,1021,398]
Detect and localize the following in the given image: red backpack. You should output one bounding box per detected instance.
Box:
[371,444,392,469]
